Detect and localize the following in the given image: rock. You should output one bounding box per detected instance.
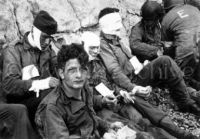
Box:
[0,0,147,46]
[0,0,19,44]
[11,0,33,36]
[29,0,81,32]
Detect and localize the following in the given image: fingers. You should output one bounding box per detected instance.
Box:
[124,93,134,104]
[111,121,124,129]
[29,86,40,97]
[106,94,116,99]
[49,77,60,87]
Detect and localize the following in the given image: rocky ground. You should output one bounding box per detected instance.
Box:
[147,88,200,137]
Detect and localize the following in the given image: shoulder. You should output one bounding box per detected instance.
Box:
[40,88,60,106]
[130,21,144,34]
[37,88,60,115]
[4,39,24,56]
[132,21,143,29]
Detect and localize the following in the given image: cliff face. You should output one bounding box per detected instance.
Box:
[0,0,147,45]
[0,0,162,48]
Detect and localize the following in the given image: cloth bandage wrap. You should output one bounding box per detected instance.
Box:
[99,13,123,36]
[82,31,100,61]
[32,26,42,50]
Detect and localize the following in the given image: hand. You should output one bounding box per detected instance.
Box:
[110,121,124,130]
[120,90,135,104]
[131,86,152,97]
[102,95,118,109]
[164,41,172,48]
[49,77,60,88]
[103,131,117,139]
[68,135,81,139]
[143,60,150,66]
[29,77,59,97]
[157,48,163,57]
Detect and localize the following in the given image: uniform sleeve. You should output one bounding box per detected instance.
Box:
[49,48,58,78]
[129,23,159,60]
[93,94,104,110]
[100,40,135,92]
[2,46,32,96]
[44,105,70,139]
[84,86,110,133]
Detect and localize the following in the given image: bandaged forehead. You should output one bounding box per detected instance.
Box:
[99,13,122,28]
[81,32,100,50]
[81,32,100,61]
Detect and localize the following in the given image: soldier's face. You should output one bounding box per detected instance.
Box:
[40,32,52,50]
[59,58,88,89]
[88,45,100,59]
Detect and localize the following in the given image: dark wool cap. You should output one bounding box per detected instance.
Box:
[98,7,119,20]
[33,10,57,35]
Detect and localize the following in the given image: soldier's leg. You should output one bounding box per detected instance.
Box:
[0,104,39,139]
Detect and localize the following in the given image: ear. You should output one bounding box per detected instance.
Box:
[58,68,64,80]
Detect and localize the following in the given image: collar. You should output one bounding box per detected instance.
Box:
[59,84,87,114]
[100,32,121,46]
[22,32,33,50]
[22,32,50,52]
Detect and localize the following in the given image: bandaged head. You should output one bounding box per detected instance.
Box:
[99,8,123,37]
[30,10,57,50]
[81,31,100,61]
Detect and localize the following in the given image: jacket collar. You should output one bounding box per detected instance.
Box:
[22,32,33,50]
[22,32,51,52]
[59,84,87,114]
[100,32,121,46]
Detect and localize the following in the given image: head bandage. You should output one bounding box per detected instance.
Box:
[33,26,42,50]
[28,26,42,50]
[81,31,100,61]
[99,13,122,36]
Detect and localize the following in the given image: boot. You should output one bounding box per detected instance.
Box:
[189,89,200,106]
[169,80,200,116]
[187,103,200,116]
[159,116,199,139]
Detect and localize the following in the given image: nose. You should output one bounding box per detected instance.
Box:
[44,38,51,44]
[93,48,99,54]
[76,69,82,78]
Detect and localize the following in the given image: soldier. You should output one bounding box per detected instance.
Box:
[2,10,59,127]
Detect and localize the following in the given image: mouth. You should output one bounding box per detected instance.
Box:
[74,80,84,84]
[91,54,98,57]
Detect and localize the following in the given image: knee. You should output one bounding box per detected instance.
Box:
[157,56,172,64]
[11,104,27,112]
[120,105,143,122]
[8,104,28,117]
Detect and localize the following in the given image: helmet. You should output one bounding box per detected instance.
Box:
[163,0,185,10]
[141,1,164,20]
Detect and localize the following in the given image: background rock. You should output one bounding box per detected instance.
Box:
[0,0,151,48]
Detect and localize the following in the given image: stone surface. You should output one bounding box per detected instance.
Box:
[0,0,148,46]
[0,0,19,44]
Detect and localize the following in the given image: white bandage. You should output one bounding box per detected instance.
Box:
[99,13,123,36]
[33,26,42,50]
[28,26,42,50]
[81,31,100,61]
[29,77,51,97]
[129,56,143,75]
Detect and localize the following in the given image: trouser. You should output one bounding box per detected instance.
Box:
[133,56,195,109]
[129,96,197,139]
[7,90,50,129]
[118,103,176,139]
[97,107,175,139]
[176,54,200,90]
[0,104,39,139]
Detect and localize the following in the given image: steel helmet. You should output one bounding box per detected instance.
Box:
[141,0,164,20]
